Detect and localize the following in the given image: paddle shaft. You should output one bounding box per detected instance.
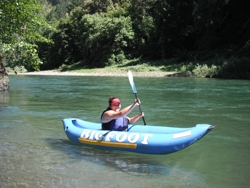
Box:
[134,92,146,125]
[128,70,146,125]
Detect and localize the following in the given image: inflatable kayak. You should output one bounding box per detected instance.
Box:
[62,118,215,155]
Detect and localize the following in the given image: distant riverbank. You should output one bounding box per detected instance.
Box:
[9,70,184,77]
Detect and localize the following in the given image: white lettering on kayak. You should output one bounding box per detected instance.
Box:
[89,130,97,140]
[141,134,153,144]
[105,132,116,141]
[116,132,127,142]
[81,129,91,138]
[80,129,153,145]
[128,133,140,143]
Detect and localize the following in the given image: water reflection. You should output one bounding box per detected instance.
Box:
[0,91,9,105]
[46,138,206,186]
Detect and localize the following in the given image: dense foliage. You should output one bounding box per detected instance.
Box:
[2,0,250,78]
[0,0,53,71]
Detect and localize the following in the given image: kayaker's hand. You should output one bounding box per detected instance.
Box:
[134,99,141,106]
[139,112,144,117]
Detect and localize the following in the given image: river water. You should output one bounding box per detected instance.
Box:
[0,75,249,188]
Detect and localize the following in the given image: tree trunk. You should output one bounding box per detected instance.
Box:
[0,53,9,91]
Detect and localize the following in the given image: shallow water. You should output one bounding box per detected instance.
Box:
[0,75,250,187]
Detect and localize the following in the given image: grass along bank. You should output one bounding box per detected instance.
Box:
[55,59,217,78]
[6,57,250,79]
[7,60,179,77]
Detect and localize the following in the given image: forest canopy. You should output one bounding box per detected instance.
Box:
[1,0,250,78]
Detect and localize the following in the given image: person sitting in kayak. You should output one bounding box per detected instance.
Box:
[101,96,144,131]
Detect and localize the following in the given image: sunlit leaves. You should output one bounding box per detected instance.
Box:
[1,0,43,43]
[0,0,53,70]
[79,14,134,66]
[3,42,42,71]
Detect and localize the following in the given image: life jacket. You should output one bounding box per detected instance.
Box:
[101,107,129,131]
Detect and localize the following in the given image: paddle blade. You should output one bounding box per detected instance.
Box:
[128,70,137,93]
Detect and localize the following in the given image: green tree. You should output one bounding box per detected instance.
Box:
[127,0,156,56]
[0,0,53,90]
[0,0,53,70]
[44,5,135,69]
[0,0,52,44]
[37,0,250,78]
[41,7,86,69]
[142,0,195,60]
[79,13,134,67]
[192,0,250,56]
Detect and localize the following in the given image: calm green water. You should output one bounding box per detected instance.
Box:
[0,75,249,188]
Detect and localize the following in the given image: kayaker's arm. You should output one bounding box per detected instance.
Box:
[102,101,140,123]
[129,112,144,124]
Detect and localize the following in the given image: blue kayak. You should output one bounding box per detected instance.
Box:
[62,118,215,155]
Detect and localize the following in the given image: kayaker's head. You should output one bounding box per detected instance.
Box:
[109,97,121,112]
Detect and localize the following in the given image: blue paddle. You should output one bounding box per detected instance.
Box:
[128,70,146,125]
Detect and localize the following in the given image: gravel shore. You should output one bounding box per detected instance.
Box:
[13,70,181,77]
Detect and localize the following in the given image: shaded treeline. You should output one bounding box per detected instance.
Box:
[38,0,250,78]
